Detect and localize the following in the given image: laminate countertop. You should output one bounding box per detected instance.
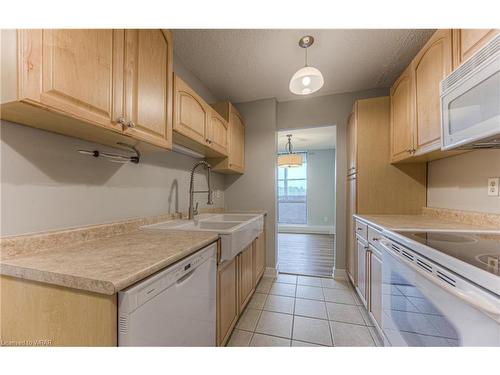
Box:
[0,229,219,295]
[354,214,500,232]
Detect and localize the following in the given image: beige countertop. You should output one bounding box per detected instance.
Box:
[1,225,219,295]
[354,213,500,232]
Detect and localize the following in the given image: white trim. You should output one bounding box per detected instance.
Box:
[278,224,335,235]
[264,266,278,278]
[332,268,347,280]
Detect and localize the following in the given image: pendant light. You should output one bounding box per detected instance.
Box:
[278,134,303,168]
[289,35,324,95]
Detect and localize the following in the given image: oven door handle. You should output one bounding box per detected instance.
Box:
[379,240,500,322]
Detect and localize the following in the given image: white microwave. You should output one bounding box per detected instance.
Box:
[441,34,500,150]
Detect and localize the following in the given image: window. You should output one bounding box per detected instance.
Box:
[277,153,307,224]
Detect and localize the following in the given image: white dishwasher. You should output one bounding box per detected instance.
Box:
[118,243,217,346]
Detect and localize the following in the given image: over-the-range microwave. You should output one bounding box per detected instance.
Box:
[440,34,500,150]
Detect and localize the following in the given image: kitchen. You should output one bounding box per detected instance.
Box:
[1,1,499,374]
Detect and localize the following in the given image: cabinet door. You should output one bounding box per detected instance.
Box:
[356,238,367,306]
[124,29,173,149]
[173,74,209,145]
[208,110,228,156]
[346,111,357,174]
[390,65,414,162]
[453,29,500,68]
[253,233,266,287]
[346,175,357,284]
[37,29,124,131]
[217,257,238,346]
[228,110,245,172]
[412,29,452,153]
[238,244,254,311]
[369,247,382,327]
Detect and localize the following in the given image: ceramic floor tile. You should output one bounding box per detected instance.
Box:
[294,298,328,320]
[236,308,261,332]
[321,278,351,290]
[326,302,365,325]
[247,292,267,310]
[256,279,273,293]
[293,316,333,346]
[263,294,295,314]
[330,321,376,347]
[296,285,324,300]
[255,310,293,338]
[297,275,323,287]
[250,333,291,347]
[269,282,296,297]
[276,274,298,284]
[292,340,323,347]
[227,329,253,347]
[323,288,357,305]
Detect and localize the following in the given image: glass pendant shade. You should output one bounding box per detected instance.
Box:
[289,66,324,95]
[277,153,303,168]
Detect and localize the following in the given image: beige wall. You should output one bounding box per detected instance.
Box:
[225,99,278,269]
[427,150,500,214]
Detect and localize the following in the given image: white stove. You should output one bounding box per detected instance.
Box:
[376,230,500,347]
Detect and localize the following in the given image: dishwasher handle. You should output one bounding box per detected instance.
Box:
[176,267,197,286]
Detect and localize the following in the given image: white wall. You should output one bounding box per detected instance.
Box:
[427,150,500,214]
[224,99,278,269]
[0,55,223,236]
[307,149,336,227]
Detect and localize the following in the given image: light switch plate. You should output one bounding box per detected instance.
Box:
[488,177,499,196]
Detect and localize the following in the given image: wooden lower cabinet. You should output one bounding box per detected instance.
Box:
[216,256,239,346]
[0,275,117,346]
[356,237,368,307]
[369,245,383,327]
[216,232,266,346]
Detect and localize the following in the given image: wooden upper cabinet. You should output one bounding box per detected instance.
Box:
[209,102,245,174]
[208,110,229,155]
[453,29,500,68]
[346,111,357,174]
[412,29,452,154]
[124,29,173,149]
[1,29,174,151]
[30,29,123,132]
[390,65,414,162]
[173,74,209,145]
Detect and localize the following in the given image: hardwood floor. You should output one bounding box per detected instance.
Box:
[278,233,334,277]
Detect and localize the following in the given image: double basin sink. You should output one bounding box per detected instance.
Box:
[142,213,264,262]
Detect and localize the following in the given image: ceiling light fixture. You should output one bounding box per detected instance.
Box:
[289,35,324,96]
[277,134,303,168]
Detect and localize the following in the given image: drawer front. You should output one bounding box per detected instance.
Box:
[368,226,384,255]
[354,220,368,240]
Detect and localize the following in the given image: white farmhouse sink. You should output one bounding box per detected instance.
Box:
[142,213,264,262]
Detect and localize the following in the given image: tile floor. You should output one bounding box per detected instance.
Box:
[227,274,383,347]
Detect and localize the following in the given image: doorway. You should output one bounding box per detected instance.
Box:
[276,126,336,277]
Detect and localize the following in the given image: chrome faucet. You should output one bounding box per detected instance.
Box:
[188,161,213,220]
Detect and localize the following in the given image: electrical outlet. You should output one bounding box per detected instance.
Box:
[488,177,499,196]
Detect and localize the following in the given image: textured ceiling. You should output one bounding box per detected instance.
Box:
[172,29,435,103]
[278,126,336,152]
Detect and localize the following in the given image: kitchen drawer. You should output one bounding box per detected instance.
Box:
[368,226,384,254]
[354,220,368,240]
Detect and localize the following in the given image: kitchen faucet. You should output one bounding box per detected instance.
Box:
[188,161,213,220]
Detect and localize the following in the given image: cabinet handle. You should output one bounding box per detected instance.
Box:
[127,121,135,129]
[357,228,363,231]
[372,237,379,242]
[116,117,126,125]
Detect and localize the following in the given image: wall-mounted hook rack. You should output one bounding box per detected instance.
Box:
[77,142,141,164]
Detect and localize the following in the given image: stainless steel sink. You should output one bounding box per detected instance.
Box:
[142,213,264,261]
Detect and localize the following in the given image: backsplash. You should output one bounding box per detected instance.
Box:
[0,120,225,236]
[427,149,500,215]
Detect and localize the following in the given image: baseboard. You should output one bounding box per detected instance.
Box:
[278,224,335,235]
[332,268,347,280]
[264,266,278,278]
